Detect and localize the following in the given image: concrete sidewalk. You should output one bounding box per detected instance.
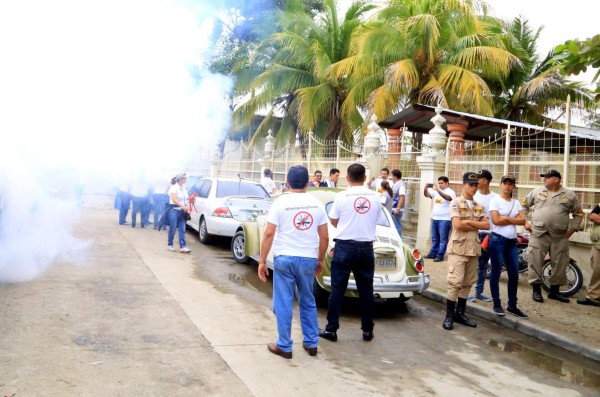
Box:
[421,257,600,362]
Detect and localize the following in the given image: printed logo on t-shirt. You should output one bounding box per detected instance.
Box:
[354,197,371,214]
[293,211,314,230]
[435,198,442,204]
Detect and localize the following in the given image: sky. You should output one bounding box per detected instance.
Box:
[339,0,599,86]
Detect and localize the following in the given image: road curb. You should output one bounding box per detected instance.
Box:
[421,289,600,363]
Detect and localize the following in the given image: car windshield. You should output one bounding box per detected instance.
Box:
[216,181,270,198]
[325,202,390,227]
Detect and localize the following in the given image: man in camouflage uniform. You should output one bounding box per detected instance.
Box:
[523,170,584,303]
[443,172,490,330]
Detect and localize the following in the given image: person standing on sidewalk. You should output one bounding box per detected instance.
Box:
[577,206,600,307]
[523,170,584,303]
[443,172,489,331]
[320,163,381,343]
[469,169,497,302]
[424,176,456,262]
[257,165,329,359]
[390,169,405,236]
[488,176,528,318]
[167,173,191,253]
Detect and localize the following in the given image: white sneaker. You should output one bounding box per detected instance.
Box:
[180,247,191,253]
[168,246,175,252]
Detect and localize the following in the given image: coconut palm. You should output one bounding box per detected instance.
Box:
[491,16,593,125]
[329,0,521,125]
[232,0,376,145]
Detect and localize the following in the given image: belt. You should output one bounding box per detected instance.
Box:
[333,239,373,247]
[491,232,517,242]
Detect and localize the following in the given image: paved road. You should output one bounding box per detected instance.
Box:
[1,195,599,396]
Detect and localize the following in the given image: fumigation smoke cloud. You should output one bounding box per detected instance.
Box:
[0,0,233,282]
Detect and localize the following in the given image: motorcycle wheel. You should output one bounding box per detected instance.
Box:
[541,259,583,297]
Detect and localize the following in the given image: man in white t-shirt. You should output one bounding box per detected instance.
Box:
[257,165,329,359]
[261,168,276,195]
[369,167,390,193]
[390,169,405,236]
[469,169,498,303]
[423,176,456,261]
[319,163,381,343]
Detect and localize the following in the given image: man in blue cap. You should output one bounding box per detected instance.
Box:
[257,165,329,359]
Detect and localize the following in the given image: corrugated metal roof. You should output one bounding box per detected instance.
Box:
[378,104,599,141]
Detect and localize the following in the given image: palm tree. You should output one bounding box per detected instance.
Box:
[491,17,593,126]
[329,0,521,125]
[232,0,376,145]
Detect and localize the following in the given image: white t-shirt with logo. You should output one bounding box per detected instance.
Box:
[329,186,381,241]
[267,193,328,259]
[168,184,189,210]
[489,196,522,239]
[430,187,456,220]
[474,191,499,232]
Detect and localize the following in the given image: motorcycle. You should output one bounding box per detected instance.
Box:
[485,233,583,297]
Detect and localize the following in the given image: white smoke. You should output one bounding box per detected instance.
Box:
[0,0,233,282]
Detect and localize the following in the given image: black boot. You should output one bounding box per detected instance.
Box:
[548,284,570,303]
[453,297,477,327]
[443,300,456,330]
[532,283,544,303]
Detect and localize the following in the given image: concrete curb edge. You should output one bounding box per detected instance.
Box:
[420,289,600,363]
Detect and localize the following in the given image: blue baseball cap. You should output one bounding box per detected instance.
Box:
[287,165,309,189]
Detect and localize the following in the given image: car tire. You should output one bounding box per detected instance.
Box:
[198,217,213,244]
[313,279,329,307]
[231,231,249,263]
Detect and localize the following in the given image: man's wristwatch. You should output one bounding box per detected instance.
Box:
[258,259,266,265]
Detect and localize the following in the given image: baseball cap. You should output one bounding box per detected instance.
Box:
[540,169,561,179]
[175,172,187,181]
[501,175,516,184]
[476,169,493,181]
[287,165,309,189]
[463,172,479,184]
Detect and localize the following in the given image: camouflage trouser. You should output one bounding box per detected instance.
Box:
[447,254,478,301]
[527,233,569,286]
[587,247,600,303]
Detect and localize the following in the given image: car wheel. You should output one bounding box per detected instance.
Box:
[198,217,213,244]
[231,231,249,263]
[313,279,329,307]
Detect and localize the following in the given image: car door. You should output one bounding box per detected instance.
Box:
[188,179,206,230]
[193,179,213,231]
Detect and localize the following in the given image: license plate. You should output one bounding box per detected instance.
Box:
[376,258,396,269]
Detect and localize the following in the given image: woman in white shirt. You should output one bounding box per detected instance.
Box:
[167,173,191,253]
[380,180,394,214]
[488,176,527,318]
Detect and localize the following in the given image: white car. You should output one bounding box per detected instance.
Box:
[186,177,273,244]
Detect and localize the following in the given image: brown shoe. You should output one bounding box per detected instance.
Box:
[577,297,600,307]
[267,343,292,359]
[302,343,317,356]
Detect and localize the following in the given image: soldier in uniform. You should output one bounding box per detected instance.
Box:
[523,169,584,303]
[443,172,490,330]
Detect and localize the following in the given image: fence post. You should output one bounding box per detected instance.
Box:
[563,96,571,188]
[336,139,341,170]
[503,125,512,177]
[308,131,313,171]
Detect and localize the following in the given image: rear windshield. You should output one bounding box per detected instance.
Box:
[216,181,270,198]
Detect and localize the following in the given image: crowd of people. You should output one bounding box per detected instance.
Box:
[113,164,599,359]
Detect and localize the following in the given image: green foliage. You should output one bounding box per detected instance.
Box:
[555,34,600,82]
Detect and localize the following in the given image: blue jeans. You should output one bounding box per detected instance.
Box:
[392,210,403,236]
[272,255,319,352]
[118,191,131,224]
[326,240,374,333]
[167,209,187,248]
[131,196,148,227]
[476,232,490,294]
[153,193,169,228]
[488,233,520,307]
[427,220,451,258]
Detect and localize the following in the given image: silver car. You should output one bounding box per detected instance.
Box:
[186,177,273,243]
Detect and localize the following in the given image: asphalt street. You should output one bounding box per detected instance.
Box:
[1,195,599,396]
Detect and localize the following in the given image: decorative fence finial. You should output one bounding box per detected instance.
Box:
[426,105,447,154]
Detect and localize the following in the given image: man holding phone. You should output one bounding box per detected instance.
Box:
[424,176,456,262]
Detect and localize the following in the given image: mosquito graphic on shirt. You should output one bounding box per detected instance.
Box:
[294,211,313,230]
[354,197,371,214]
